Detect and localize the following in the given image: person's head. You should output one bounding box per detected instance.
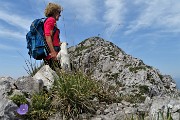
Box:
[44,3,62,21]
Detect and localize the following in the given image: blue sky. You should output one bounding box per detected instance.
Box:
[0,0,180,84]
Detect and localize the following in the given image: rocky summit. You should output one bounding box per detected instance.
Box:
[1,36,180,120]
[68,36,180,119]
[68,37,178,97]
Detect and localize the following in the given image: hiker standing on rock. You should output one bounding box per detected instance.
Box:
[43,2,62,70]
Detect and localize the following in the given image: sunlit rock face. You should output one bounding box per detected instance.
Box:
[0,77,18,120]
[68,36,180,119]
[69,37,178,96]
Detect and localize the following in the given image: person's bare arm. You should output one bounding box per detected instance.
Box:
[45,30,57,59]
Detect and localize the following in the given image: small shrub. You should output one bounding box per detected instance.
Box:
[129,66,146,73]
[138,85,149,94]
[158,74,163,80]
[106,73,119,81]
[111,73,119,80]
[115,81,124,87]
[75,45,93,52]
[134,94,146,103]
[122,93,146,103]
[147,73,152,80]
[109,51,115,57]
[96,88,122,104]
[28,91,54,120]
[147,73,156,84]
[164,85,170,89]
[122,94,134,103]
[146,65,152,69]
[10,94,28,106]
[124,64,131,68]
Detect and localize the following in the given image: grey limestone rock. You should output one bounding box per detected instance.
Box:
[68,37,180,119]
[0,77,18,120]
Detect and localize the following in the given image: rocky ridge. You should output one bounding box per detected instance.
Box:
[69,37,178,97]
[68,37,180,119]
[0,37,180,119]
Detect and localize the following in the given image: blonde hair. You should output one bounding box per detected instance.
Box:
[44,3,62,17]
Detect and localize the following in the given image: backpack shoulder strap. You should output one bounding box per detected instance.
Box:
[52,26,57,37]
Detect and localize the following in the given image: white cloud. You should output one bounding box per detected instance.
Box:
[59,0,98,24]
[0,26,25,40]
[0,10,32,31]
[103,0,126,38]
[0,43,18,50]
[125,0,180,34]
[0,3,33,41]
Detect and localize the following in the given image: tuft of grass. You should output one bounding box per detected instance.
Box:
[24,59,43,77]
[27,91,55,120]
[125,108,173,120]
[10,94,28,106]
[51,72,100,119]
[157,108,173,120]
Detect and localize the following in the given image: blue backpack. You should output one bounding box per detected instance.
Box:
[26,18,56,60]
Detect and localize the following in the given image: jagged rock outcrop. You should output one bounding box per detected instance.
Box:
[0,77,18,120]
[68,37,178,96]
[15,76,43,94]
[68,36,180,119]
[33,65,58,90]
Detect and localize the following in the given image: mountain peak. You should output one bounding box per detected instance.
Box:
[69,36,178,98]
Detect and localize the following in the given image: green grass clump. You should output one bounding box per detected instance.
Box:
[28,91,55,119]
[75,45,93,52]
[121,93,146,103]
[129,66,146,73]
[10,94,28,106]
[51,72,100,119]
[138,85,149,94]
